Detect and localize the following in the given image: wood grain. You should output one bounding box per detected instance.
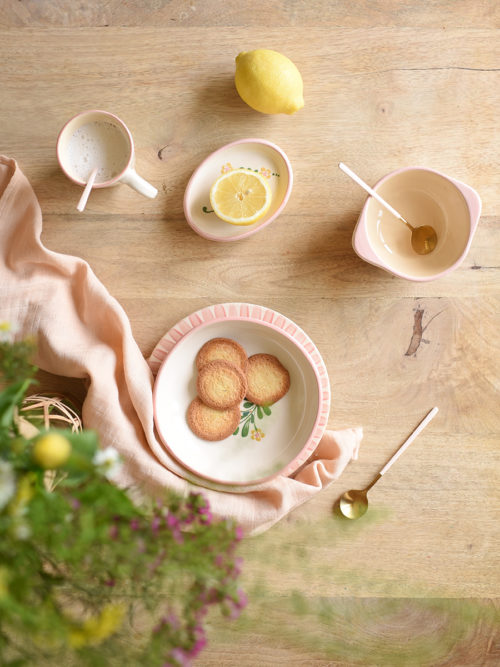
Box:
[1,3,499,665]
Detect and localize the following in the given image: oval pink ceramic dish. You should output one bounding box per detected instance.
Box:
[183,139,293,242]
[150,303,330,491]
[352,166,481,282]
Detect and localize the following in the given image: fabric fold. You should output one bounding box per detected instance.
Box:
[0,156,362,535]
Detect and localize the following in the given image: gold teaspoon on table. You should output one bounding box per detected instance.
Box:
[339,407,439,520]
[339,162,438,255]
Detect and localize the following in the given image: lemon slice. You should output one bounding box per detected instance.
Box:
[209,169,272,226]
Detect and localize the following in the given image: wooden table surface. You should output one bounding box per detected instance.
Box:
[2,2,499,664]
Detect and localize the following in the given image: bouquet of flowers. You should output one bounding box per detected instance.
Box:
[0,324,245,666]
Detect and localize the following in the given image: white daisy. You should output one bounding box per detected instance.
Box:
[0,322,19,343]
[92,446,122,480]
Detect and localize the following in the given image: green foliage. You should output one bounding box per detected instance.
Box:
[0,329,245,666]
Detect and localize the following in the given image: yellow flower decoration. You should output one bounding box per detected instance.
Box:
[221,162,233,174]
[250,428,265,441]
[260,167,271,179]
[69,604,125,648]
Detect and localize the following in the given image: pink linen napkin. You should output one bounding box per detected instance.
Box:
[0,156,362,535]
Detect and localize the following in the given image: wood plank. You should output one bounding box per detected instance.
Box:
[1,0,499,28]
[0,6,498,664]
[200,598,500,666]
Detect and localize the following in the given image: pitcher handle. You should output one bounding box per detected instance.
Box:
[121,167,158,199]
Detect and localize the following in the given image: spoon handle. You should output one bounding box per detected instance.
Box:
[77,167,99,213]
[380,407,439,476]
[338,162,405,222]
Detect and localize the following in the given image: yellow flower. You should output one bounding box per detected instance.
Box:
[7,473,35,519]
[0,321,19,342]
[250,428,265,441]
[69,604,125,648]
[221,162,233,174]
[260,167,271,179]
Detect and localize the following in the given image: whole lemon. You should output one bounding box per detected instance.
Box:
[235,49,304,115]
[32,433,71,469]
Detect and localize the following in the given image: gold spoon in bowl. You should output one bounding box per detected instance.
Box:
[339,407,439,520]
[339,163,438,255]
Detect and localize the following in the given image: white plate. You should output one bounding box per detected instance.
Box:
[183,139,293,242]
[151,303,330,488]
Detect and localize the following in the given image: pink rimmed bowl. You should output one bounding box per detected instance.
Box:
[183,139,293,242]
[151,303,330,490]
[352,167,481,281]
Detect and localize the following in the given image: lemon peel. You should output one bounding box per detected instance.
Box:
[235,49,304,115]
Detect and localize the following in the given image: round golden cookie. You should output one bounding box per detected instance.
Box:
[245,353,290,406]
[196,337,248,373]
[196,360,247,410]
[187,397,240,441]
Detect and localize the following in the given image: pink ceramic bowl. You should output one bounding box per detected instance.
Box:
[183,138,293,242]
[150,303,330,490]
[352,167,481,282]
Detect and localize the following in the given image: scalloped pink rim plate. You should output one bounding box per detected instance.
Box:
[183,139,293,242]
[150,303,330,488]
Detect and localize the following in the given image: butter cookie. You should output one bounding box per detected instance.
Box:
[245,353,290,406]
[187,397,240,441]
[196,337,248,373]
[196,360,247,410]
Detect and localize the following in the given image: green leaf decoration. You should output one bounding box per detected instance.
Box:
[257,406,263,419]
[241,421,250,437]
[0,378,33,433]
[233,427,239,435]
[251,414,255,424]
[263,405,272,416]
[243,401,254,408]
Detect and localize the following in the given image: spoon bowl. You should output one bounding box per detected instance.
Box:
[338,407,438,520]
[409,223,438,254]
[339,488,369,519]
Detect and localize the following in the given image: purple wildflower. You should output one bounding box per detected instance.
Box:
[198,505,213,525]
[153,611,180,635]
[151,515,162,534]
[230,557,243,578]
[168,647,191,666]
[186,632,207,659]
[166,513,184,543]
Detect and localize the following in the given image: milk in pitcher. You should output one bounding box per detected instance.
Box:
[67,121,130,183]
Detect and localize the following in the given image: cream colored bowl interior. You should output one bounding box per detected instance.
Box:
[365,169,470,278]
[153,318,321,486]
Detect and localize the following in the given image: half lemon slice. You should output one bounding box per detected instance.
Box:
[209,168,272,226]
